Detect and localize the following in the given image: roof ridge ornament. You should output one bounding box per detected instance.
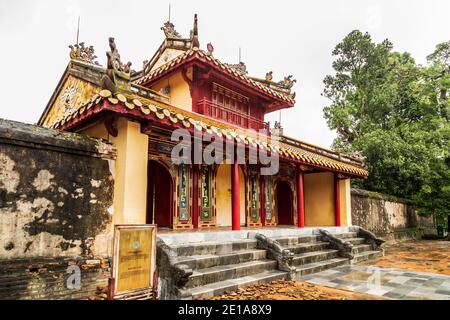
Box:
[224,61,248,76]
[206,42,214,56]
[290,91,296,100]
[278,75,296,91]
[249,72,296,97]
[106,37,132,74]
[344,150,365,162]
[191,14,200,49]
[161,21,182,39]
[272,121,284,137]
[69,42,100,65]
[102,37,132,92]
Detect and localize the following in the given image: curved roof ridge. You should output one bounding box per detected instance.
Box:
[134,48,296,104]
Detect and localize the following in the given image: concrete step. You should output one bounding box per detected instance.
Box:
[171,239,257,256]
[273,232,358,246]
[351,250,384,264]
[188,270,288,300]
[295,258,349,277]
[273,235,320,246]
[187,259,278,288]
[285,241,330,254]
[292,249,339,266]
[174,249,267,270]
[346,237,366,245]
[334,232,359,239]
[351,244,372,254]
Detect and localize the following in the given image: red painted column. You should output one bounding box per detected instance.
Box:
[260,175,266,227]
[296,169,305,228]
[334,174,341,227]
[231,162,240,231]
[192,165,199,229]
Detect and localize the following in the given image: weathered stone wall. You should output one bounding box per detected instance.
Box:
[0,257,110,300]
[0,119,116,299]
[351,188,435,240]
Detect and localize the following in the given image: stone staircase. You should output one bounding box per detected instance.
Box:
[172,238,286,299]
[157,227,383,299]
[272,232,383,277]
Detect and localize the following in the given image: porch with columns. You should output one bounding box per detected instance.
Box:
[89,118,352,231]
[226,162,348,231]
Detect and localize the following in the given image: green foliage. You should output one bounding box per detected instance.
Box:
[323,32,450,219]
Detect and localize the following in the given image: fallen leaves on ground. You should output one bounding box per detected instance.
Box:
[361,240,450,275]
[210,280,380,300]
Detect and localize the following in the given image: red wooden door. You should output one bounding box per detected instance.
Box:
[276,181,293,225]
[147,161,172,228]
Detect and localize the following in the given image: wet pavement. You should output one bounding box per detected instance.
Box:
[301,265,450,300]
[361,240,450,275]
[213,240,450,300]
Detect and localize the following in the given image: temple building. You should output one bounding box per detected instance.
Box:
[38,15,368,232]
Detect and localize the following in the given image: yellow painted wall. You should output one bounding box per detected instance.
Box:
[239,168,245,225]
[215,164,246,227]
[112,118,149,225]
[89,118,149,225]
[304,172,335,226]
[81,122,109,140]
[151,70,192,111]
[215,165,231,226]
[340,178,351,226]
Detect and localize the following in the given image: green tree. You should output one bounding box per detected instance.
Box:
[323,31,450,224]
[322,30,393,149]
[426,40,450,121]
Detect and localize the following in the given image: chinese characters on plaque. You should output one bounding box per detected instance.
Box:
[179,164,189,221]
[201,166,211,221]
[265,176,272,221]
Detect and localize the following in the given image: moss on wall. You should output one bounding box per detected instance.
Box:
[351,188,434,237]
[0,119,115,259]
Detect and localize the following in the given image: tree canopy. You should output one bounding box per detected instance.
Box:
[323,31,450,219]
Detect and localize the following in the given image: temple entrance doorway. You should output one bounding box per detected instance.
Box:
[276,180,294,225]
[146,160,172,228]
[215,164,246,227]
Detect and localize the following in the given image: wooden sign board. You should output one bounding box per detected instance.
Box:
[111,225,157,299]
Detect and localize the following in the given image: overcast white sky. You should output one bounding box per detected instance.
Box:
[0,0,449,148]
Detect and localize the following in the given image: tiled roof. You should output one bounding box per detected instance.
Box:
[52,88,367,178]
[134,48,296,105]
